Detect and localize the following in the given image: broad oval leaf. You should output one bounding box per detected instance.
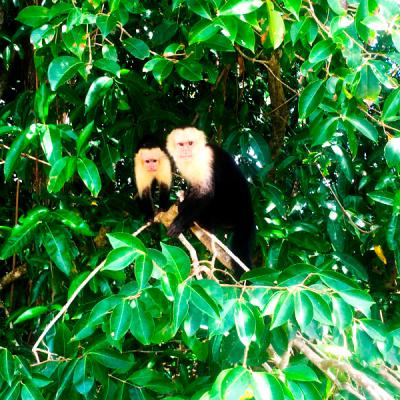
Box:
[219,0,263,16]
[309,39,335,63]
[221,366,251,400]
[384,137,400,170]
[48,56,85,91]
[270,292,294,329]
[110,300,132,340]
[84,77,113,112]
[382,89,400,121]
[135,254,153,290]
[234,301,256,346]
[48,156,77,193]
[130,300,155,345]
[345,114,378,142]
[173,283,190,332]
[0,348,15,385]
[14,306,48,324]
[123,37,150,60]
[103,247,142,271]
[16,6,49,27]
[176,60,203,81]
[77,157,102,197]
[294,291,313,330]
[251,371,284,400]
[73,358,94,395]
[298,79,325,119]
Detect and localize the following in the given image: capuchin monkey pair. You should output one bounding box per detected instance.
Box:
[133,127,255,273]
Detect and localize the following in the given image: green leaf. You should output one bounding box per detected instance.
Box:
[84,77,113,113]
[221,366,251,400]
[189,283,220,319]
[189,20,220,44]
[48,156,77,193]
[294,291,313,330]
[62,26,86,59]
[337,289,374,317]
[151,58,174,84]
[41,224,74,276]
[77,157,102,197]
[270,292,294,329]
[110,300,132,340]
[123,38,150,60]
[4,125,39,180]
[331,144,354,182]
[21,381,45,400]
[0,207,49,259]
[187,0,212,19]
[161,243,191,282]
[303,291,332,325]
[87,295,121,326]
[96,14,118,38]
[311,116,338,146]
[392,29,400,53]
[309,40,335,63]
[89,348,135,370]
[219,0,263,15]
[73,358,94,395]
[0,348,14,385]
[173,283,190,332]
[367,191,394,206]
[48,56,85,91]
[333,251,368,281]
[281,0,301,19]
[354,64,381,103]
[344,114,378,142]
[298,80,325,119]
[284,363,319,382]
[103,247,142,271]
[234,301,256,346]
[135,254,153,290]
[14,306,48,324]
[327,0,347,15]
[93,58,121,75]
[385,137,400,170]
[76,121,95,155]
[107,232,147,251]
[382,89,400,122]
[34,83,55,123]
[176,60,203,81]
[39,124,62,165]
[130,300,155,345]
[332,295,353,330]
[16,6,49,27]
[53,209,93,236]
[100,144,120,181]
[251,372,284,400]
[266,0,285,49]
[235,19,255,51]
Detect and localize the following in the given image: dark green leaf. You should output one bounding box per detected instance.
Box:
[48,56,85,91]
[77,157,102,197]
[123,38,150,60]
[16,6,49,27]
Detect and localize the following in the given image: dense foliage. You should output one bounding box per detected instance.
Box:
[1,0,400,398]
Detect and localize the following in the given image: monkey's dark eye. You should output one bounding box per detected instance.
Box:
[178,142,184,147]
[188,141,193,145]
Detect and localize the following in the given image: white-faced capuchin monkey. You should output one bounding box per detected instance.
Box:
[134,137,172,221]
[166,127,255,274]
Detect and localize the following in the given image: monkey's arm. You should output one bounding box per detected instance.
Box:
[158,183,170,211]
[167,189,213,237]
[138,188,154,221]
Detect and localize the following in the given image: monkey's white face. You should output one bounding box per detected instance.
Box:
[140,149,161,172]
[175,139,195,159]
